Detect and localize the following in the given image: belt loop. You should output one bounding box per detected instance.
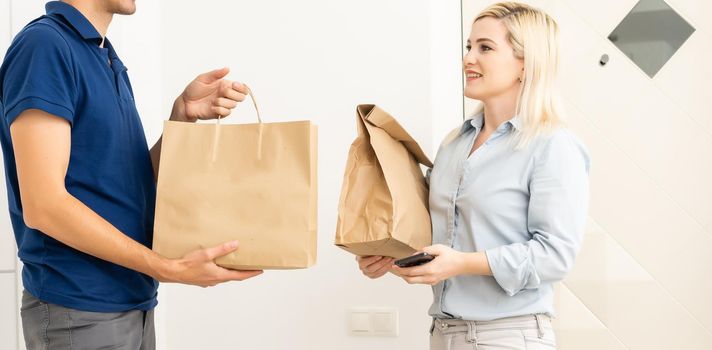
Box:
[429,318,435,335]
[535,314,544,339]
[466,321,479,349]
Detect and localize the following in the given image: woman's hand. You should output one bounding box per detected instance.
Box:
[356,255,395,279]
[392,244,472,285]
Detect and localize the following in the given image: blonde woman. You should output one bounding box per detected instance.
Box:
[357,2,589,349]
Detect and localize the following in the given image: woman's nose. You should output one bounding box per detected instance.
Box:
[463,50,477,67]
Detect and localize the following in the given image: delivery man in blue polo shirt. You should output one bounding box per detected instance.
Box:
[0,1,263,348]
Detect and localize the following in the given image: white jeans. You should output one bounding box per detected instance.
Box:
[430,314,556,350]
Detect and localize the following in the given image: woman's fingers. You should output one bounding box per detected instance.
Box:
[357,256,395,278]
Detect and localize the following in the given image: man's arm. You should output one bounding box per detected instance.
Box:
[12,109,261,287]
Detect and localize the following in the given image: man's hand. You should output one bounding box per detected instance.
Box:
[170,67,248,123]
[150,67,248,178]
[157,240,263,288]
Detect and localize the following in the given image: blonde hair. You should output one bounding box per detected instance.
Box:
[473,2,564,148]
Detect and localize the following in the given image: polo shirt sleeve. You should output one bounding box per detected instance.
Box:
[2,24,77,126]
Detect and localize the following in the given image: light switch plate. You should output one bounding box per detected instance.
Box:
[348,311,371,334]
[347,308,398,337]
[372,310,397,336]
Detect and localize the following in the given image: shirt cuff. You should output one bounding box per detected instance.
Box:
[5,96,74,126]
[485,246,539,297]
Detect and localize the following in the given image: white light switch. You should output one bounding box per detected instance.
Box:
[347,308,398,337]
[372,310,397,336]
[349,311,371,334]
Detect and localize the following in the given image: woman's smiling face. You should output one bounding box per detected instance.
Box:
[463,16,524,102]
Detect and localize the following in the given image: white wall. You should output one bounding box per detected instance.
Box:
[430,0,466,153]
[1,1,23,349]
[157,0,458,349]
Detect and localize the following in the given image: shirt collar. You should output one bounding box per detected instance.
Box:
[104,38,127,73]
[459,112,521,135]
[508,116,522,130]
[460,112,484,134]
[46,1,103,44]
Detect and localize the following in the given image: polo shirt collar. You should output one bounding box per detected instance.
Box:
[46,1,103,44]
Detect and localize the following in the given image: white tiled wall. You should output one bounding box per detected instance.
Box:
[461,0,712,348]
[653,30,712,156]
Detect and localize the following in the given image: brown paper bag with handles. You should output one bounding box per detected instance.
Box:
[335,104,433,259]
[152,89,317,270]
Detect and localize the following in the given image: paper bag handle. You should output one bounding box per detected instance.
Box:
[211,84,264,162]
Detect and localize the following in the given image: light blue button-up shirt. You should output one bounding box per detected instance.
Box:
[427,113,590,321]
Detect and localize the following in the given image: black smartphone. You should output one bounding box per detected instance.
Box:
[394,252,434,268]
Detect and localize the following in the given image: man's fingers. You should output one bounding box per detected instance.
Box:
[198,67,230,84]
[203,240,239,260]
[220,79,247,102]
[231,81,249,95]
[222,87,247,103]
[215,97,238,110]
[220,269,263,282]
[211,106,232,118]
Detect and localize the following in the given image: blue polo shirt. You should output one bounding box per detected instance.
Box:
[0,1,158,312]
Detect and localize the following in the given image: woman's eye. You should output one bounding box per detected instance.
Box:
[480,45,492,52]
[466,45,472,51]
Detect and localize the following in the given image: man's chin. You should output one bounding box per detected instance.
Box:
[117,6,137,16]
[109,1,136,16]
